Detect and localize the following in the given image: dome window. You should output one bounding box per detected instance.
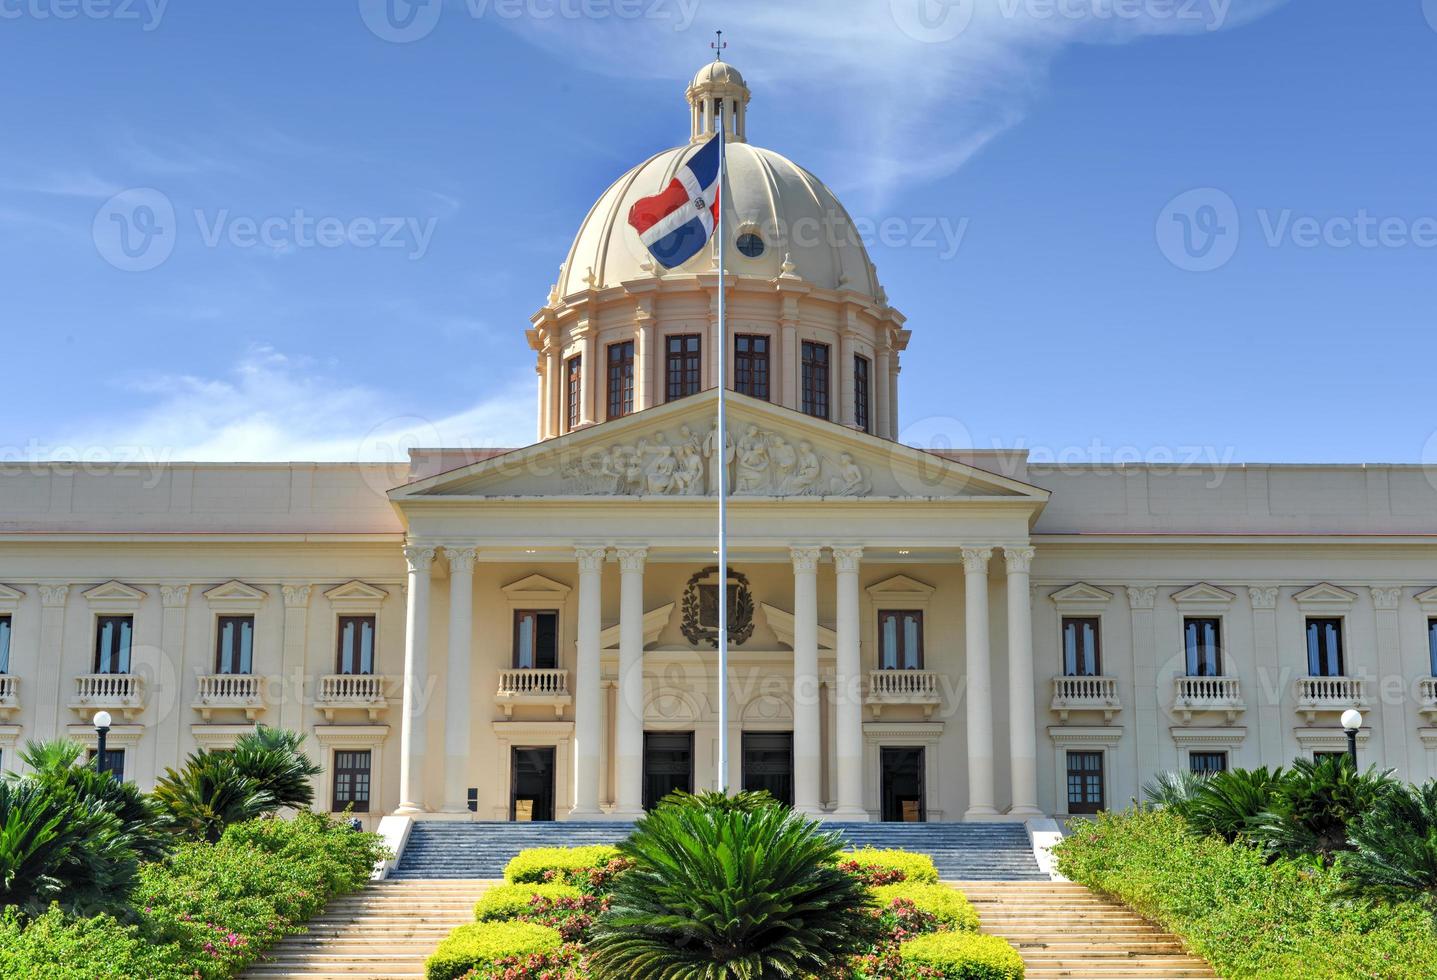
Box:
[736,232,765,258]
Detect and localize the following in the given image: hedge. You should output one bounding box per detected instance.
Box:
[425,920,563,980]
[474,883,583,921]
[899,931,1025,979]
[840,847,940,884]
[0,811,384,980]
[1053,807,1437,979]
[872,882,980,932]
[503,845,622,884]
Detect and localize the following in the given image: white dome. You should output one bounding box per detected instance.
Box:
[555,140,882,300]
[691,59,745,90]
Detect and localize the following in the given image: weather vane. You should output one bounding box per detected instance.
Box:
[712,29,726,61]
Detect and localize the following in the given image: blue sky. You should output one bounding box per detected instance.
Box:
[3,0,1436,468]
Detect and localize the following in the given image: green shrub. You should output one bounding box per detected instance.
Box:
[503,845,622,884]
[474,883,583,921]
[899,931,1025,979]
[0,906,188,980]
[1343,780,1437,924]
[1168,765,1285,842]
[1255,758,1399,864]
[425,921,562,980]
[839,847,940,885]
[587,801,880,979]
[871,882,979,931]
[1054,806,1437,979]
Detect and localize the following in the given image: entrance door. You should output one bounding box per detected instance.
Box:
[510,746,555,822]
[742,732,794,806]
[643,732,694,809]
[880,746,926,822]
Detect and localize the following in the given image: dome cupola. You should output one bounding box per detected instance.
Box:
[687,58,750,143]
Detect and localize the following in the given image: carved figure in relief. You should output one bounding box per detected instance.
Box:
[769,435,797,493]
[735,425,770,493]
[831,452,869,496]
[791,441,822,495]
[646,435,677,494]
[674,425,705,495]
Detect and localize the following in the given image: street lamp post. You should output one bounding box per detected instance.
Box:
[1340,708,1362,769]
[93,709,113,778]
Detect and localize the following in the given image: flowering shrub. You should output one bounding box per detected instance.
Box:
[839,848,940,886]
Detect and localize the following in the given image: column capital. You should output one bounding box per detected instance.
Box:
[575,546,608,572]
[445,545,479,574]
[960,546,992,573]
[790,546,823,573]
[1370,586,1403,610]
[403,544,438,573]
[1126,586,1156,610]
[160,584,191,608]
[281,584,313,609]
[831,546,863,573]
[39,584,70,607]
[1002,546,1035,574]
[614,547,649,572]
[1248,585,1278,609]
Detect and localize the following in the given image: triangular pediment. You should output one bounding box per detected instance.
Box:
[1170,583,1237,606]
[1049,583,1114,606]
[759,603,837,652]
[324,580,389,603]
[203,580,268,604]
[1415,585,1437,608]
[390,391,1048,505]
[83,581,146,602]
[1292,582,1358,605]
[502,574,573,602]
[600,603,675,650]
[0,583,24,603]
[866,574,936,602]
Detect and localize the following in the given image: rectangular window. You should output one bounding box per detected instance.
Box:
[607,341,635,420]
[878,610,924,670]
[1306,617,1345,677]
[1061,617,1101,676]
[565,355,582,431]
[854,354,871,433]
[801,341,830,420]
[0,615,10,673]
[215,615,255,675]
[92,747,125,781]
[332,750,372,813]
[665,334,702,402]
[1189,751,1228,775]
[1066,751,1105,814]
[1429,619,1437,676]
[513,611,559,670]
[337,616,377,675]
[734,334,770,400]
[94,615,133,674]
[1183,617,1222,677]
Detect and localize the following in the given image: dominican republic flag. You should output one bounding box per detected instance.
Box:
[627,133,721,269]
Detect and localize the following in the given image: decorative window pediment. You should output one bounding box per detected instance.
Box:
[1293,582,1358,612]
[1414,586,1437,612]
[203,580,268,611]
[501,574,573,606]
[1170,583,1237,610]
[324,581,389,613]
[865,574,936,605]
[0,584,23,613]
[1049,583,1114,614]
[759,603,837,652]
[83,581,146,611]
[600,603,675,650]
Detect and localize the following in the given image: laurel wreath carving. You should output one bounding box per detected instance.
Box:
[681,565,755,648]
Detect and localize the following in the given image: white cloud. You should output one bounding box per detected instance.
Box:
[40,346,534,463]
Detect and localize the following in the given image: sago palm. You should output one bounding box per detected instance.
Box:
[588,798,878,980]
[1142,770,1209,809]
[231,726,322,810]
[1256,757,1398,864]
[19,738,172,862]
[1178,766,1285,842]
[1342,780,1437,923]
[152,751,275,843]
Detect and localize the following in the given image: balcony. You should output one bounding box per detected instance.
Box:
[69,673,145,720]
[866,670,943,718]
[495,668,571,718]
[1173,676,1246,723]
[0,674,16,719]
[316,674,391,722]
[1051,675,1121,723]
[193,674,266,722]
[1294,676,1369,723]
[1419,678,1437,721]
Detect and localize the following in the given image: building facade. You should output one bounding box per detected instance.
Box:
[3,62,1437,826]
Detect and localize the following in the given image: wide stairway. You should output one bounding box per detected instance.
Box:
[391,820,1045,880]
[244,879,490,980]
[957,881,1219,979]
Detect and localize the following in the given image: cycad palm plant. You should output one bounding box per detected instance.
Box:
[0,778,138,915]
[588,797,878,979]
[18,739,171,862]
[1256,757,1397,864]
[152,751,274,843]
[1341,780,1437,922]
[1179,766,1285,842]
[231,726,322,810]
[1142,770,1210,809]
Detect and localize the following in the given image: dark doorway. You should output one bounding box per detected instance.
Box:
[881,747,926,822]
[510,746,555,822]
[742,732,794,806]
[644,732,694,809]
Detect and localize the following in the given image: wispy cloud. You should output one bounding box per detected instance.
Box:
[0,170,124,198]
[41,346,533,462]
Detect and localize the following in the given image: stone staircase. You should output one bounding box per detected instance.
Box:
[390,820,1045,880]
[244,879,490,980]
[956,880,1219,979]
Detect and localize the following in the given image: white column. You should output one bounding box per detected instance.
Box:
[1004,546,1042,817]
[396,544,436,815]
[571,547,606,818]
[838,333,857,427]
[791,547,823,815]
[612,547,647,818]
[831,546,868,820]
[875,350,892,439]
[441,545,478,813]
[963,546,998,819]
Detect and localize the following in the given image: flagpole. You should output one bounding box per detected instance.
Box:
[715,82,730,796]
